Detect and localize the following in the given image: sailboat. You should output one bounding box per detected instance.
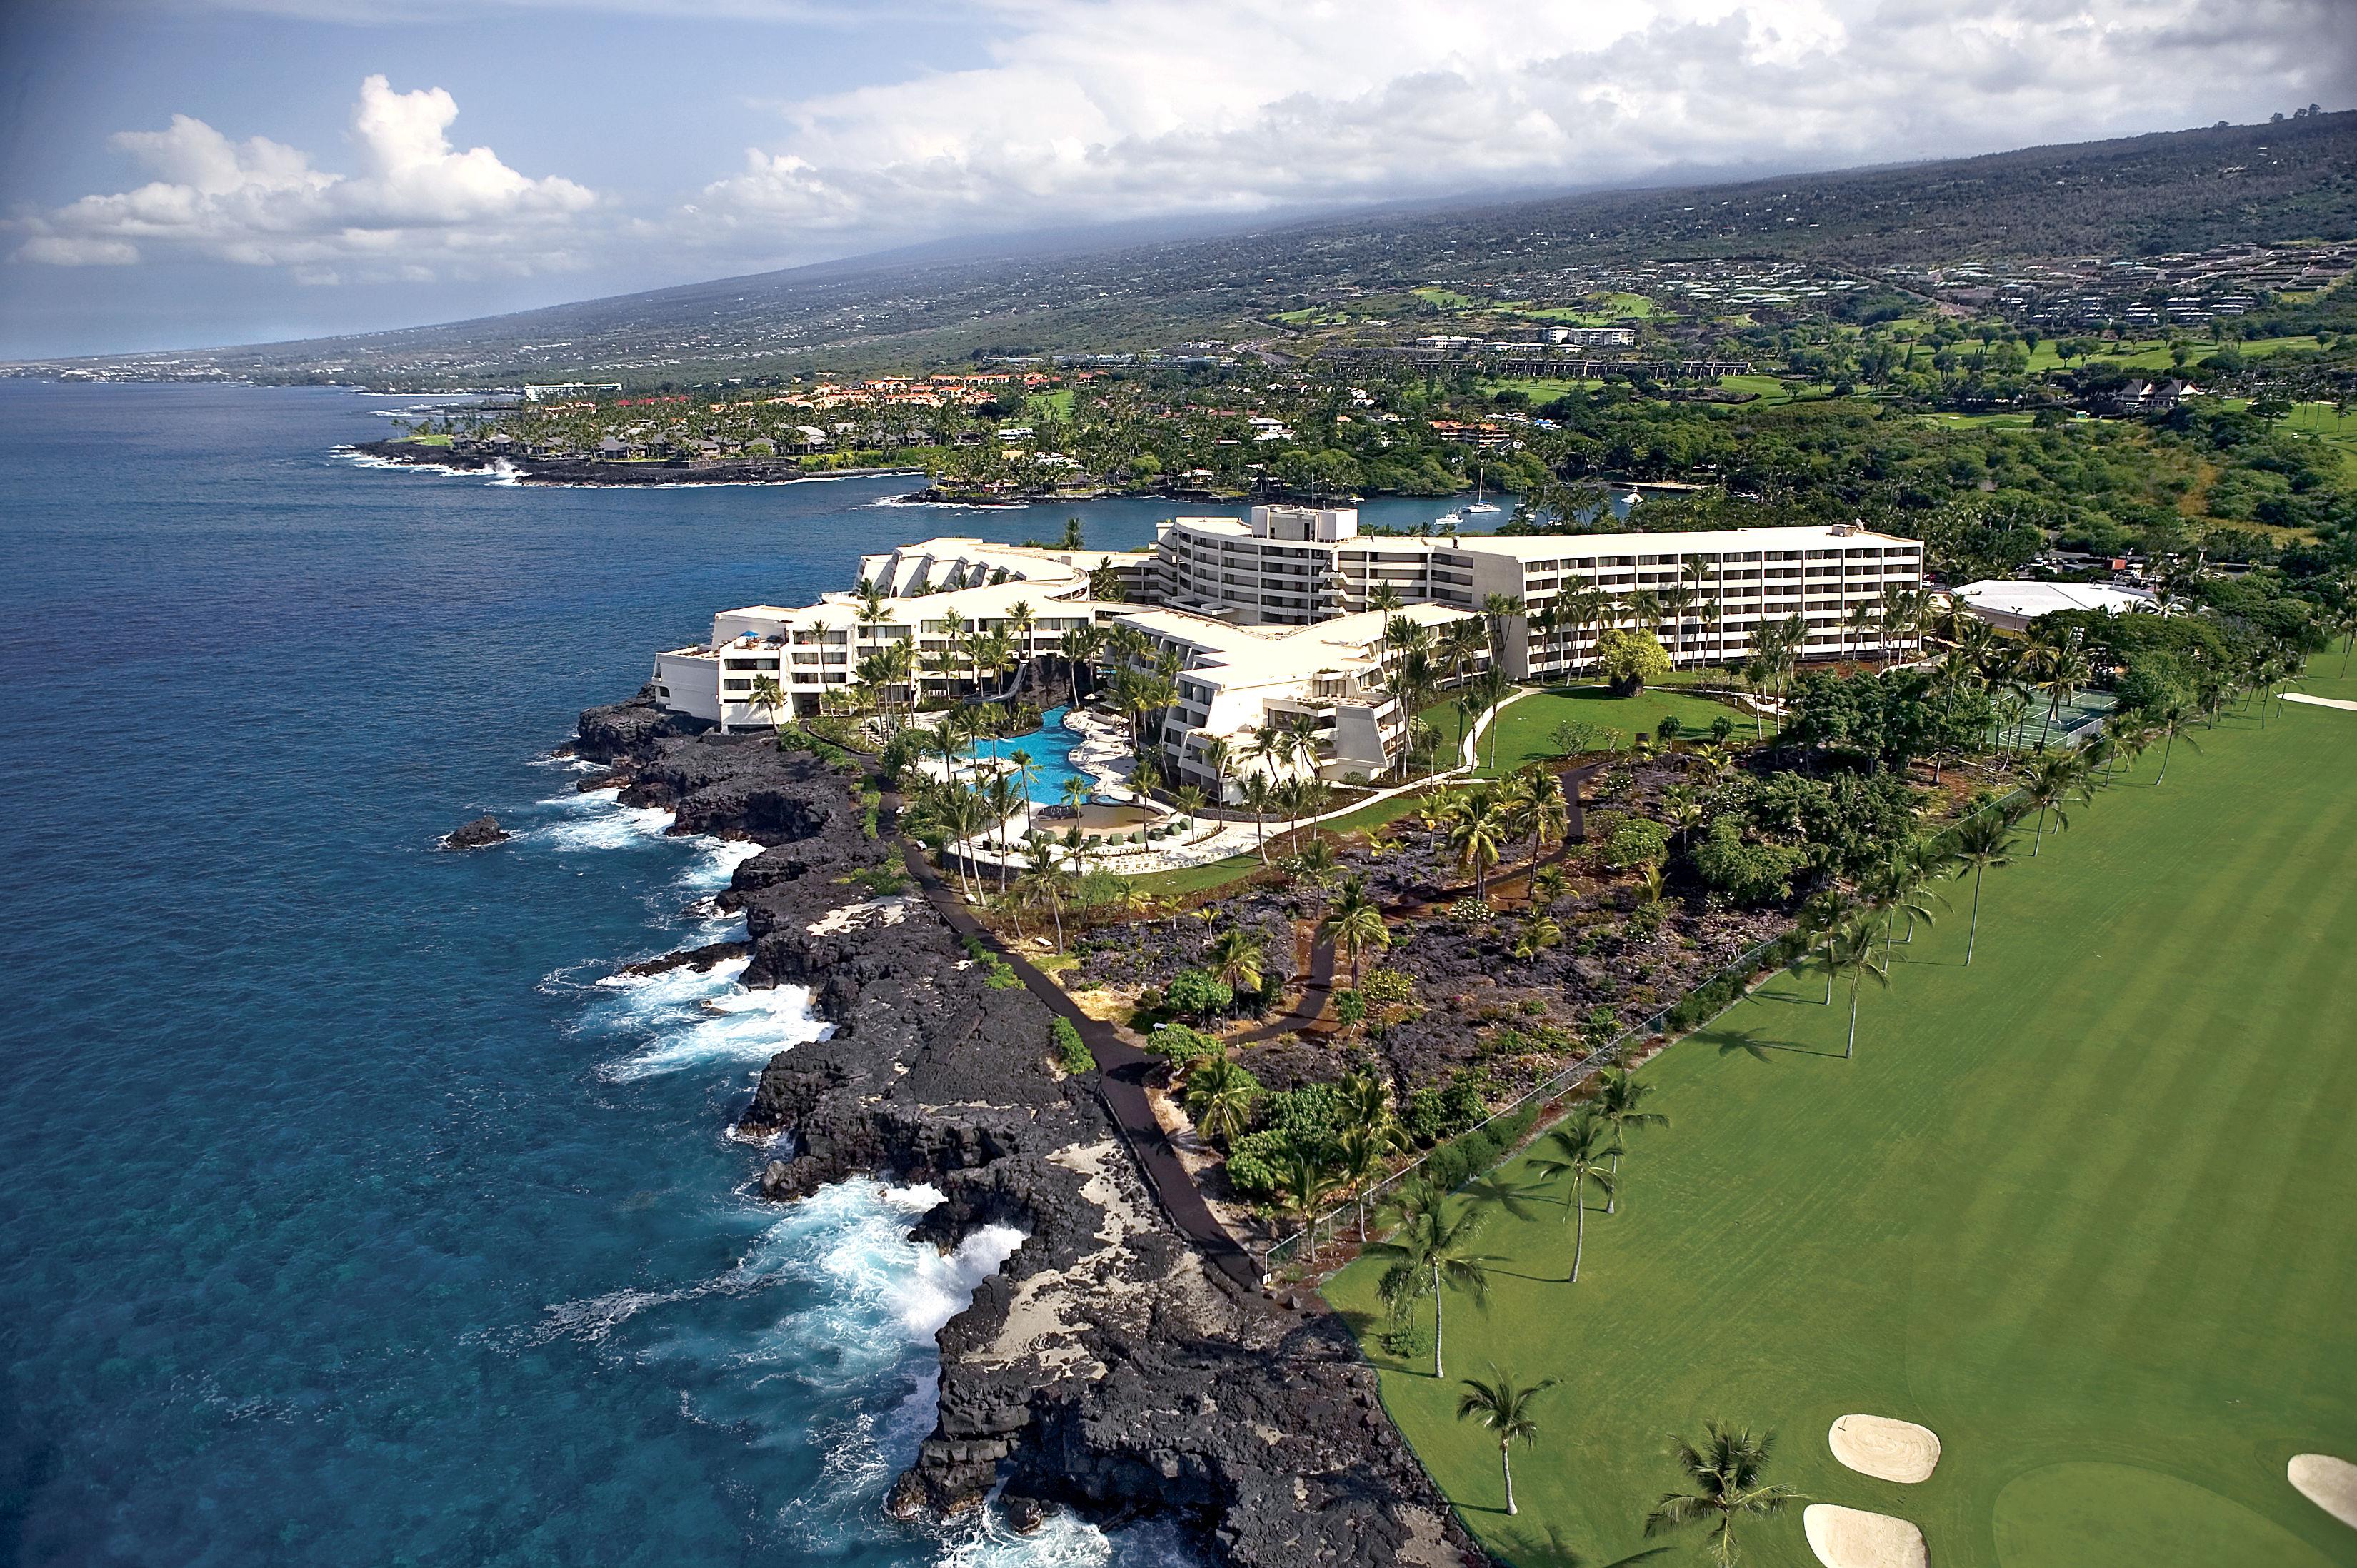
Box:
[1464,463,1500,515]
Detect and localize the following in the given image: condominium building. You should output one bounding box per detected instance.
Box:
[1117,601,1482,793]
[651,537,1147,729]
[1153,507,1923,673]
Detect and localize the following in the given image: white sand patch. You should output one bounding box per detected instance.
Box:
[2285,693,2357,713]
[804,896,912,938]
[2289,1454,2357,1529]
[1829,1414,1942,1483]
[1803,1504,1928,1568]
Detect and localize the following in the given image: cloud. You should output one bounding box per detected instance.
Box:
[681,0,2356,260]
[12,76,598,279]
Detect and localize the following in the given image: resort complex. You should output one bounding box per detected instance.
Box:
[649,511,1927,799]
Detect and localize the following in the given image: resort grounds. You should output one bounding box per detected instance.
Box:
[1328,660,2357,1567]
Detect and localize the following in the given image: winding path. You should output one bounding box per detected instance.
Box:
[896,838,1267,1297]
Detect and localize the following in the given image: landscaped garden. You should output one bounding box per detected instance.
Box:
[1324,663,2357,1568]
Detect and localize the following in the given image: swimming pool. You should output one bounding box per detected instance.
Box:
[960,705,1097,806]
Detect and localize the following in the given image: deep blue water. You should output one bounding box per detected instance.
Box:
[1,383,1378,1568]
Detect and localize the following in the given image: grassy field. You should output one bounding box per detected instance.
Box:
[1424,685,1743,775]
[1333,663,2357,1568]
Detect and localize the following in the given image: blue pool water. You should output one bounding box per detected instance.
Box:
[961,706,1096,806]
[0,383,1223,1568]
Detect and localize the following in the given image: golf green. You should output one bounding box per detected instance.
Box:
[1332,665,2357,1567]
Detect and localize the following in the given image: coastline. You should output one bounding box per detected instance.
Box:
[349,438,922,488]
[571,693,1481,1567]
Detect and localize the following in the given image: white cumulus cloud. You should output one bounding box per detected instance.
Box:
[681,0,2354,261]
[12,75,599,280]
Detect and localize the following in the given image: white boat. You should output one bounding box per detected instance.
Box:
[1465,501,1500,514]
[1434,509,1465,528]
[1619,489,1641,506]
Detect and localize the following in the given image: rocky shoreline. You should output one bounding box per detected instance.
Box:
[354,439,917,487]
[572,694,1481,1567]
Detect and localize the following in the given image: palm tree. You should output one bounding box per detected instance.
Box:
[1206,928,1265,997]
[1824,918,1887,1060]
[1950,812,2016,964]
[1183,1048,1261,1145]
[1442,790,1508,901]
[1006,748,1040,837]
[1278,1149,1345,1262]
[1240,773,1277,865]
[1592,1067,1666,1215]
[2151,703,2201,784]
[1366,1201,1499,1380]
[1456,1368,1556,1517]
[1321,877,1391,989]
[1172,783,1208,842]
[1015,843,1076,950]
[2019,750,2091,857]
[1530,864,1568,908]
[746,672,788,737]
[1197,733,1234,807]
[1643,1423,1803,1568]
[1530,1108,1617,1282]
[1512,765,1570,870]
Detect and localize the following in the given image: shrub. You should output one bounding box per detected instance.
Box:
[1050,1015,1095,1074]
[1145,1022,1221,1067]
[1605,818,1671,869]
[1549,718,1616,757]
[1418,1100,1541,1191]
[1165,969,1234,1019]
[1333,990,1368,1025]
[1710,714,1736,743]
[848,863,908,895]
[1688,815,1806,905]
[1361,968,1414,1005]
[1656,714,1683,741]
[1448,896,1493,923]
[1582,1007,1622,1045]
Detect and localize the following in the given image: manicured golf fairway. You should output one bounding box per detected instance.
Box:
[1333,665,2357,1567]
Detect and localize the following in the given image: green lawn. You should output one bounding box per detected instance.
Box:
[1424,685,1743,775]
[1333,663,2357,1568]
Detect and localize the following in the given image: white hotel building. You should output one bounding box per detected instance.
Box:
[647,511,1922,788]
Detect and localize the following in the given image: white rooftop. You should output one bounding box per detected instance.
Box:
[1952,580,2156,620]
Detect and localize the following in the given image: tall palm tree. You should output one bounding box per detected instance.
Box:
[1824,918,1887,1060]
[1278,1148,1345,1262]
[1006,748,1039,838]
[1512,765,1569,870]
[1015,843,1076,950]
[1643,1423,1803,1568]
[1592,1067,1666,1215]
[1456,1368,1556,1517]
[1950,813,2016,964]
[746,672,788,737]
[1240,773,1277,865]
[2019,750,2091,857]
[1367,1201,1499,1380]
[1197,733,1234,807]
[2151,703,2201,784]
[1529,1108,1617,1282]
[1442,789,1508,901]
[1321,877,1391,989]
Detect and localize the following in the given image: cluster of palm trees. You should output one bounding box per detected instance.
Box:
[1421,765,1573,903]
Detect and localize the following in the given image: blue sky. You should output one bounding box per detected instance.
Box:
[2,0,2349,359]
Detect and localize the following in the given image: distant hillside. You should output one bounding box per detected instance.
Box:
[17,110,2356,387]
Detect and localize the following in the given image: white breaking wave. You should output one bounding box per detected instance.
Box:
[534,787,676,851]
[677,835,764,894]
[593,961,830,1083]
[939,1510,1202,1568]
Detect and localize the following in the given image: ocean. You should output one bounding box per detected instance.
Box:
[0,382,1508,1567]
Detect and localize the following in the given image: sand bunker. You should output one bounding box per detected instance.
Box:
[1828,1414,1941,1484]
[1804,1504,1928,1568]
[2289,1454,2357,1529]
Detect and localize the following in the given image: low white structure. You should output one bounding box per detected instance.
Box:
[1119,601,1481,794]
[1950,579,2156,633]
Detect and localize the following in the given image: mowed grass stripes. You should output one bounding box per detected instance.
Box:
[1330,663,2357,1568]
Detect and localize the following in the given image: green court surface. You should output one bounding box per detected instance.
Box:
[1332,665,2357,1567]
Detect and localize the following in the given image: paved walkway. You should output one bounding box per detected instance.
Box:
[894,833,1266,1297]
[2286,693,2357,713]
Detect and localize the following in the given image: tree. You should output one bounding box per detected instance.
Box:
[1366,1200,1500,1380]
[1529,1108,1618,1282]
[1442,788,1509,900]
[1823,918,1887,1060]
[1277,1149,1344,1262]
[1592,1067,1666,1215]
[2151,703,2201,784]
[1183,1048,1261,1145]
[1949,812,2016,965]
[1513,765,1571,870]
[2019,750,2091,857]
[746,672,788,736]
[1241,773,1278,865]
[1456,1367,1556,1517]
[1595,628,1673,696]
[1643,1423,1803,1568]
[1320,877,1391,989]
[1206,928,1266,997]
